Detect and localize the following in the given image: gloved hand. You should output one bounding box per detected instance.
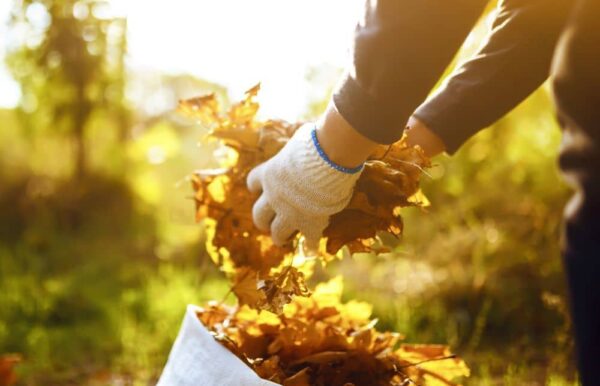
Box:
[247,123,363,248]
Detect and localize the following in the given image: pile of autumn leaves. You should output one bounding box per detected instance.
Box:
[180,85,469,386]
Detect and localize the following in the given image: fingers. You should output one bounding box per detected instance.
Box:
[246,164,264,194]
[303,234,320,253]
[248,162,327,248]
[300,218,328,252]
[252,198,326,249]
[270,215,297,246]
[252,194,276,232]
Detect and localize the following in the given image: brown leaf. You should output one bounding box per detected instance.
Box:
[0,354,21,386]
[283,368,312,386]
[178,93,220,124]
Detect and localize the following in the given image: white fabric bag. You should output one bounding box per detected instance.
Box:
[157,305,280,386]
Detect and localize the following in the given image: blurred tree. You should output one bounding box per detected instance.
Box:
[7,0,128,178]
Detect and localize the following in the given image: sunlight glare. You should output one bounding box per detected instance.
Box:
[112,0,362,119]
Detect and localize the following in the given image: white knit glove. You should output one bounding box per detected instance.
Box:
[247,123,363,248]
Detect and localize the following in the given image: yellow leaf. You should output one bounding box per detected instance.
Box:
[232,268,266,308]
[408,189,431,207]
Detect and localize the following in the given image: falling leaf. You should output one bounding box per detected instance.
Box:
[232,267,267,308]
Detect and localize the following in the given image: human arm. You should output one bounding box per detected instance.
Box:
[411,0,573,154]
[248,0,487,246]
[332,0,488,146]
[317,105,446,162]
[326,0,574,159]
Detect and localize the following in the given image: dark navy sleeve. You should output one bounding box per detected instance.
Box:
[413,0,572,153]
[333,0,488,144]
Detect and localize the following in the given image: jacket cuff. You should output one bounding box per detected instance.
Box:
[412,98,476,155]
[332,74,407,145]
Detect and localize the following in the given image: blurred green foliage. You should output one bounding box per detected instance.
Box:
[7,0,129,179]
[0,0,578,385]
